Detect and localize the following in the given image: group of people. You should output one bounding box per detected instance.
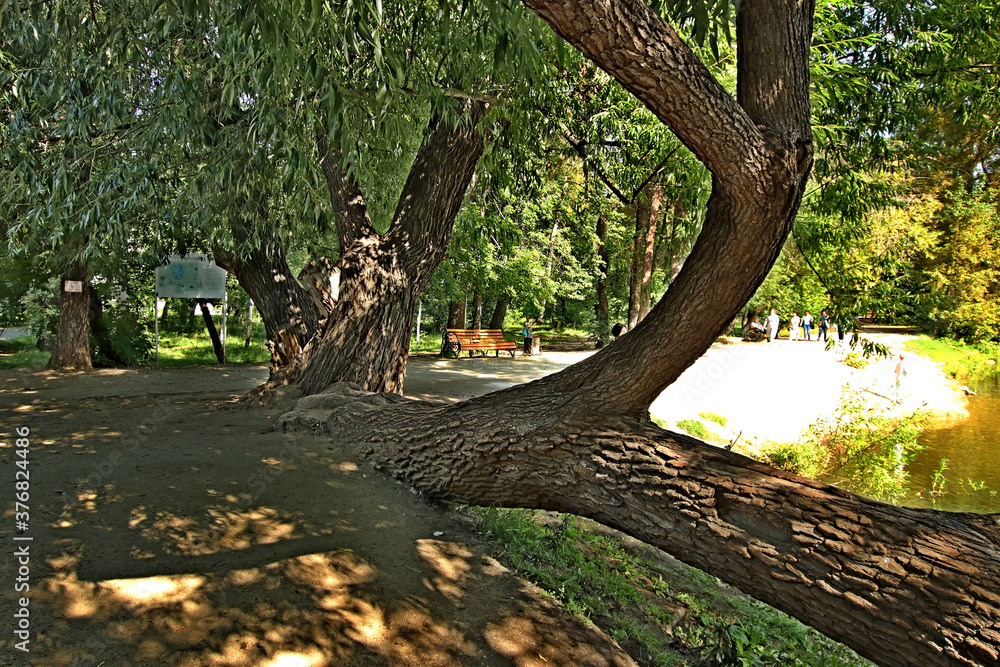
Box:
[750,309,838,343]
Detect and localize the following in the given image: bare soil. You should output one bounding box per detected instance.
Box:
[0,363,633,667]
[0,335,964,666]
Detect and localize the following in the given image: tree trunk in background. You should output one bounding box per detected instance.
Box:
[257,104,486,397]
[489,298,508,330]
[471,291,483,329]
[447,296,467,329]
[197,300,225,363]
[595,215,611,347]
[214,221,321,370]
[48,268,92,370]
[628,183,663,327]
[245,302,254,348]
[638,183,663,321]
[538,218,560,322]
[415,300,422,344]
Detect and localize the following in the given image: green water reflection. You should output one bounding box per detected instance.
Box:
[904,383,1000,514]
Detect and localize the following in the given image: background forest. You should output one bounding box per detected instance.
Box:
[1,0,997,365]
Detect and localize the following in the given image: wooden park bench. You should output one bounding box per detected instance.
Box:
[442,329,518,358]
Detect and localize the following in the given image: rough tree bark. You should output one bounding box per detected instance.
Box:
[48,267,92,370]
[260,104,486,396]
[214,217,322,370]
[273,0,1000,664]
[447,296,468,329]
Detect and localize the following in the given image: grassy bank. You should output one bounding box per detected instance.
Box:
[0,336,49,369]
[905,336,1000,387]
[155,323,270,366]
[468,507,869,667]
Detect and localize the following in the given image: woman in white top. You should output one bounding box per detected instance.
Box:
[789,312,801,341]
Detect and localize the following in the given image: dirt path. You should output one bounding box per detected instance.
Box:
[0,336,966,666]
[0,366,633,667]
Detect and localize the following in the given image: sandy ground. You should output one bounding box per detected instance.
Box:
[405,333,967,444]
[0,334,965,666]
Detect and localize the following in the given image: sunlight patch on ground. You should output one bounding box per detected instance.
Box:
[417,539,474,604]
[101,574,206,607]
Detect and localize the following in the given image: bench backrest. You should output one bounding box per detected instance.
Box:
[448,328,509,343]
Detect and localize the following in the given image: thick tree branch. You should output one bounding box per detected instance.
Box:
[522,0,767,190]
[318,136,377,249]
[390,100,487,290]
[278,388,1000,667]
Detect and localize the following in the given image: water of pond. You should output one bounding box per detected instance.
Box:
[904,380,1000,514]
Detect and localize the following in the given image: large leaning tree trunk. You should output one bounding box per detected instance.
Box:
[274,0,1000,665]
[214,215,322,370]
[48,263,92,370]
[259,103,486,396]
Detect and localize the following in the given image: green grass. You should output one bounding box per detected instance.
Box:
[468,507,870,667]
[698,412,728,427]
[905,336,1000,385]
[155,320,270,366]
[409,332,444,355]
[0,337,49,370]
[677,419,709,439]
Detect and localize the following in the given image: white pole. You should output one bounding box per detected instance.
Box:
[416,299,422,344]
[154,297,160,368]
[246,301,254,348]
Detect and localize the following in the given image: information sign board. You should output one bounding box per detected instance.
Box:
[155,254,227,299]
[64,281,83,293]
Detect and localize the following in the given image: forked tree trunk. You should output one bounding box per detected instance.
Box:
[278,0,999,663]
[259,104,486,396]
[215,221,322,370]
[48,270,92,370]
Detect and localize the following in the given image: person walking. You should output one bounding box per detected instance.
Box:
[894,354,907,401]
[766,309,780,343]
[818,310,829,342]
[789,312,801,341]
[802,311,813,341]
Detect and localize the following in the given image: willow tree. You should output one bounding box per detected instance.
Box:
[274,0,1000,665]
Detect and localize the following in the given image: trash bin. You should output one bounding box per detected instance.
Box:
[530,336,541,356]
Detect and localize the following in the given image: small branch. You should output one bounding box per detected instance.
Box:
[629,145,679,204]
[561,127,631,206]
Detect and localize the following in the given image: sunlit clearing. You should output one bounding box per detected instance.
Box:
[100,574,206,606]
[260,647,327,667]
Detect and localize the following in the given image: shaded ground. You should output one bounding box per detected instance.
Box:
[0,334,966,666]
[0,365,633,666]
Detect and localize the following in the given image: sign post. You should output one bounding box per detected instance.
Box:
[154,254,228,365]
